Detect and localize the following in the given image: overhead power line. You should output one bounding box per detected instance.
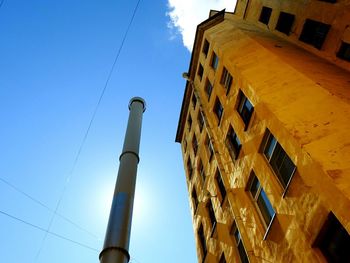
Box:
[35,0,142,261]
[0,177,100,240]
[0,209,99,252]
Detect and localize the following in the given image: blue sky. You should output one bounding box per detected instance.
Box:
[0,0,235,262]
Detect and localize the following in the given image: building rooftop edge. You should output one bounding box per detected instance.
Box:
[175,9,226,143]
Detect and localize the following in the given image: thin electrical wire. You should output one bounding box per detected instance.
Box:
[34,0,142,260]
[0,209,99,252]
[0,177,100,240]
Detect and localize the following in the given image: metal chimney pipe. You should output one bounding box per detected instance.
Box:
[99,97,146,263]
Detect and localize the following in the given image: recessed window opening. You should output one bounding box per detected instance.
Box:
[263,130,296,189]
[187,114,192,130]
[205,79,213,100]
[198,64,204,80]
[236,90,254,130]
[337,41,350,62]
[207,137,214,161]
[226,126,241,160]
[314,212,350,262]
[207,201,217,235]
[259,6,272,25]
[216,169,226,203]
[299,19,330,49]
[214,98,224,124]
[230,221,250,263]
[198,224,207,258]
[211,52,219,70]
[192,188,198,213]
[275,12,295,35]
[202,39,210,57]
[220,67,233,95]
[248,171,275,231]
[198,111,204,132]
[192,94,197,109]
[187,158,193,179]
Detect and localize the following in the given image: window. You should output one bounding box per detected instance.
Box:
[192,134,198,155]
[207,136,214,161]
[192,93,197,109]
[214,98,224,124]
[275,12,295,35]
[187,158,193,179]
[198,111,204,132]
[187,114,192,130]
[198,64,204,80]
[314,212,350,262]
[207,201,217,235]
[210,52,219,70]
[205,79,213,100]
[220,67,233,95]
[230,221,249,263]
[299,19,331,49]
[216,169,226,203]
[198,159,205,183]
[192,188,199,213]
[263,130,296,189]
[236,90,254,130]
[248,172,275,231]
[259,6,272,25]
[198,224,207,259]
[226,126,241,160]
[219,253,226,263]
[337,41,350,62]
[202,39,210,57]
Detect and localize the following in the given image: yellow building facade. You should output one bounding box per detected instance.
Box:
[175,1,350,263]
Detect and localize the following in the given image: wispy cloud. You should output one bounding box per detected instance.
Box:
[166,0,237,51]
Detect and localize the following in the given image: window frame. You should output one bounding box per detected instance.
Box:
[197,63,204,80]
[214,98,224,125]
[247,171,276,239]
[191,187,199,214]
[299,19,331,49]
[337,41,350,62]
[205,78,213,101]
[220,67,233,95]
[230,221,250,263]
[215,169,227,204]
[225,126,242,160]
[261,130,297,195]
[210,52,219,70]
[207,200,217,237]
[313,212,350,262]
[275,12,295,35]
[236,90,254,130]
[259,6,272,25]
[186,158,193,180]
[207,136,214,162]
[202,39,210,57]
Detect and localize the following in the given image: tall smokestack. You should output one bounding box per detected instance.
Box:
[99,97,146,263]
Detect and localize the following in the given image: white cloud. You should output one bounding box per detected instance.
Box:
[166,0,237,51]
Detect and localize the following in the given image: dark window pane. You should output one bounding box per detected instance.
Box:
[205,79,213,100]
[216,170,226,201]
[257,189,275,225]
[238,242,250,263]
[259,6,272,25]
[337,42,350,62]
[187,158,192,179]
[220,67,233,95]
[198,224,207,255]
[208,201,217,232]
[192,134,198,155]
[211,52,219,69]
[187,115,192,130]
[249,174,260,198]
[264,134,277,160]
[226,127,241,160]
[299,19,331,49]
[317,213,350,263]
[219,254,226,263]
[275,12,295,35]
[202,39,210,57]
[192,94,197,109]
[198,64,204,80]
[192,188,198,212]
[214,98,224,124]
[237,91,254,129]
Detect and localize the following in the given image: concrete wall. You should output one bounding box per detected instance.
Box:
[180,13,350,263]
